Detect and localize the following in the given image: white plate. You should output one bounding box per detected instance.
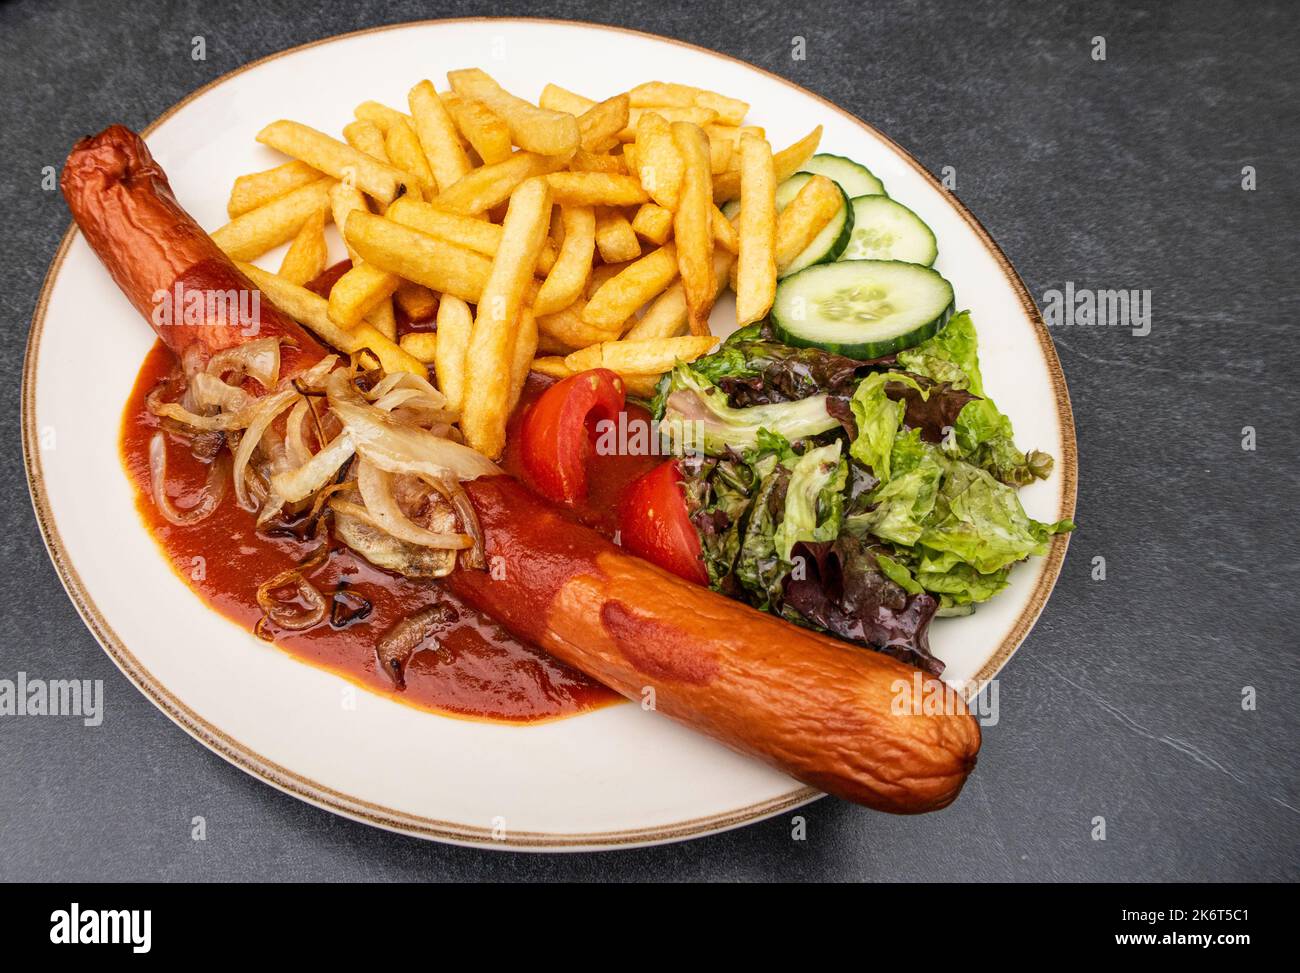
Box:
[23,18,1076,850]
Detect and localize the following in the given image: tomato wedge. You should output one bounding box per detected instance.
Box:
[520,368,625,506]
[618,460,708,585]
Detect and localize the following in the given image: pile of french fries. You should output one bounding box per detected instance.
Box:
[210,69,830,458]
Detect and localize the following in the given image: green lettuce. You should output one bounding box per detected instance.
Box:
[773,441,848,561]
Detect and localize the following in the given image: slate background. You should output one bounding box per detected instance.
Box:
[1,0,1296,882]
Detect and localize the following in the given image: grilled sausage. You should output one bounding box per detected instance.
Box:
[61,125,326,378]
[447,476,981,814]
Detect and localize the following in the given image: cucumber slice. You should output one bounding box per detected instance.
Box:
[770,260,954,359]
[800,153,887,198]
[720,173,853,277]
[842,195,938,266]
[775,173,852,276]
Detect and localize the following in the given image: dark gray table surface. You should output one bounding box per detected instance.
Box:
[1,0,1296,882]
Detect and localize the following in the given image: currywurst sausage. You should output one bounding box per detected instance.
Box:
[61,125,326,378]
[447,476,981,814]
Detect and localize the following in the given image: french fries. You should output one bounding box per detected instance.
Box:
[625,248,733,340]
[399,331,438,364]
[353,101,413,132]
[671,122,716,335]
[583,244,678,330]
[562,334,719,374]
[447,68,580,157]
[277,208,328,286]
[439,90,512,165]
[408,80,472,191]
[384,118,437,198]
[634,110,684,209]
[387,196,555,273]
[211,178,334,261]
[774,173,842,273]
[327,258,400,328]
[227,161,321,218]
[577,94,630,153]
[345,210,493,302]
[735,133,777,325]
[534,205,595,316]
[256,120,421,206]
[538,83,596,116]
[620,106,718,141]
[545,172,650,207]
[629,81,749,126]
[433,295,473,412]
[433,150,569,214]
[329,182,369,263]
[461,177,553,457]
[509,308,539,410]
[537,299,620,348]
[594,208,642,263]
[631,202,674,245]
[712,124,822,203]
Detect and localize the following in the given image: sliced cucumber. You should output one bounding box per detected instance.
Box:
[770,260,954,359]
[800,153,887,198]
[842,195,938,266]
[720,172,853,277]
[775,173,852,276]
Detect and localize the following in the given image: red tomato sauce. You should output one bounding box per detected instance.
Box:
[118,343,659,724]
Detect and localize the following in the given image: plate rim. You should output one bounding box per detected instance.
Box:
[21,15,1077,851]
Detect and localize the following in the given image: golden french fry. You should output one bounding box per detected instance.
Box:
[569,150,626,174]
[227,160,321,218]
[447,68,580,156]
[327,259,400,329]
[583,244,678,329]
[619,373,668,399]
[211,178,334,261]
[342,119,389,161]
[386,196,554,274]
[537,299,621,348]
[384,118,436,199]
[712,204,740,252]
[594,208,642,263]
[408,80,473,192]
[352,322,426,375]
[577,94,630,153]
[237,261,362,353]
[634,111,683,210]
[439,90,512,165]
[398,331,439,364]
[394,280,438,323]
[256,120,421,206]
[329,182,369,264]
[735,134,777,326]
[619,106,718,142]
[367,298,398,341]
[354,101,414,131]
[434,295,473,412]
[538,83,595,115]
[563,334,718,375]
[530,356,573,380]
[631,202,674,245]
[535,205,595,316]
[461,177,553,457]
[625,247,733,340]
[277,207,328,286]
[671,122,715,335]
[508,308,539,411]
[713,125,822,203]
[709,134,733,174]
[706,124,766,147]
[345,211,493,302]
[629,82,749,126]
[621,143,638,174]
[433,150,569,214]
[545,172,650,207]
[775,173,842,273]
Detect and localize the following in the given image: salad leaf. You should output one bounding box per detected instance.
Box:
[773,441,847,560]
[918,458,1073,574]
[783,536,942,675]
[657,364,840,456]
[848,372,915,481]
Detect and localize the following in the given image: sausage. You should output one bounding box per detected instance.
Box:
[61,125,326,378]
[447,476,981,814]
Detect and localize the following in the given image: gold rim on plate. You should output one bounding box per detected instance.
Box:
[21,16,1077,850]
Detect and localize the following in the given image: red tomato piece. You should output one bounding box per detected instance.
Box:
[618,460,708,585]
[520,368,625,506]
